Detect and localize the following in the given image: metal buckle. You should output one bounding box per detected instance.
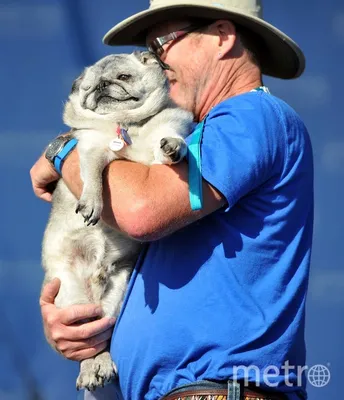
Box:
[227,380,241,400]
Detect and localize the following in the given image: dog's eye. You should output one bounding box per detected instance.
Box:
[117,74,132,81]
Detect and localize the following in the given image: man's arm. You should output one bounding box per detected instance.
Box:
[29,142,225,361]
[61,149,226,241]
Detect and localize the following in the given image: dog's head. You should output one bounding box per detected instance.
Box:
[64,51,170,128]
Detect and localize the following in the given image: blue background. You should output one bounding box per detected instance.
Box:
[0,0,342,399]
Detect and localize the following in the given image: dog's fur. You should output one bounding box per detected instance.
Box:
[42,51,193,391]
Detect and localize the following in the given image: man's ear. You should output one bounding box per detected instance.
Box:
[134,51,159,65]
[211,20,237,58]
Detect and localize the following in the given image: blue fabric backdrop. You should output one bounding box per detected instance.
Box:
[0,0,342,399]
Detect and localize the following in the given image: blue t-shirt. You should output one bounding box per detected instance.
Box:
[110,91,314,400]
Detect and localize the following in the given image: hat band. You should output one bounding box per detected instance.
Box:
[149,0,262,18]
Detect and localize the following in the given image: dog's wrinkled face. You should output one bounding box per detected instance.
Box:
[72,52,168,115]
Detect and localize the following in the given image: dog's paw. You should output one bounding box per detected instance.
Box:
[160,137,187,163]
[76,354,116,391]
[93,352,117,387]
[76,359,99,391]
[75,194,103,226]
[76,368,98,392]
[154,137,187,165]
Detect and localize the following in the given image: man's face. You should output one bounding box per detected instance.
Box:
[146,20,212,115]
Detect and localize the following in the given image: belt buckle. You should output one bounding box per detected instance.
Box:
[227,380,241,400]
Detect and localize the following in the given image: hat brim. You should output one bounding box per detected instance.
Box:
[103,4,305,80]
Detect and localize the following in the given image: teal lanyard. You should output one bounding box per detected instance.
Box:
[188,118,206,211]
[187,86,269,211]
[251,85,270,93]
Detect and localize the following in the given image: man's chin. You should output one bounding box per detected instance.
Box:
[170,92,192,113]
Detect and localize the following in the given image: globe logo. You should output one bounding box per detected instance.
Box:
[307,364,331,387]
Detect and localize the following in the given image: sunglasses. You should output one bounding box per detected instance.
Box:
[147,24,206,58]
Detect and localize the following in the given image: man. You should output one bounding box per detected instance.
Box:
[30,0,313,399]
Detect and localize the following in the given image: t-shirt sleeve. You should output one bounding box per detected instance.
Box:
[200,96,283,211]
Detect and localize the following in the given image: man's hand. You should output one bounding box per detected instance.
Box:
[40,278,116,362]
[30,153,60,202]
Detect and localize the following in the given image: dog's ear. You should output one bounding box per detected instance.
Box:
[71,71,86,94]
[134,51,159,65]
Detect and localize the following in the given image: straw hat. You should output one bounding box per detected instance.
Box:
[103,0,305,79]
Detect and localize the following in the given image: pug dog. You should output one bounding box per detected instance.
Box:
[42,51,194,391]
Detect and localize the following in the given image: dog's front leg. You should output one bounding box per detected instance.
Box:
[150,125,188,165]
[74,130,116,226]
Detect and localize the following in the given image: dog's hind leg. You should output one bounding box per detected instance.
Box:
[78,263,133,391]
[77,351,116,391]
[44,266,90,309]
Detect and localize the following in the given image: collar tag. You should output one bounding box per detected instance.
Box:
[109,126,132,152]
[109,138,125,151]
[117,126,132,145]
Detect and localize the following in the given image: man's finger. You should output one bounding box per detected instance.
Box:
[63,317,116,340]
[40,192,53,202]
[60,304,105,325]
[58,328,113,352]
[40,278,61,305]
[66,341,109,362]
